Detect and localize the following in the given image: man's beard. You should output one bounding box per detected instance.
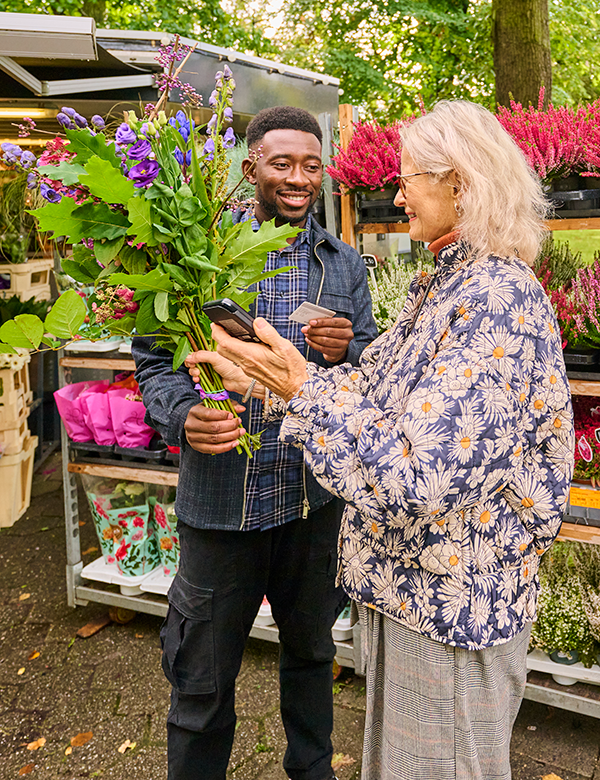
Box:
[255,183,314,225]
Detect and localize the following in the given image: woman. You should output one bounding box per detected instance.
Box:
[188,100,574,780]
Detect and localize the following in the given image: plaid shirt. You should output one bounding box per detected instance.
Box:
[242,214,312,530]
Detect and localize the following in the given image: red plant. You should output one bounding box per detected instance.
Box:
[326,121,405,192]
[547,258,600,349]
[572,396,600,480]
[496,88,600,182]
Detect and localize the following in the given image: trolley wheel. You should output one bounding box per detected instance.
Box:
[108,606,137,624]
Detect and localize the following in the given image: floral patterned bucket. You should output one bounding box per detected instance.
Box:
[148,492,180,576]
[83,477,160,576]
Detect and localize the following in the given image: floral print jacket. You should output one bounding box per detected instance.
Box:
[278,238,575,650]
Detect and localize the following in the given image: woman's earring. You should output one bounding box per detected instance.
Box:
[454,199,462,215]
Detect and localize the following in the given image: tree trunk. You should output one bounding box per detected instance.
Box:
[492,0,552,108]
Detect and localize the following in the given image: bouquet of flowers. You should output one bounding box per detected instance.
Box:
[0,37,300,455]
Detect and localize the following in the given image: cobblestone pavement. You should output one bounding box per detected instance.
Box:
[1,452,600,779]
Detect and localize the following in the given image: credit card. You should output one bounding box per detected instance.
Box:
[289,301,337,325]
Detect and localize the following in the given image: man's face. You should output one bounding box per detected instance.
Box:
[242,128,323,226]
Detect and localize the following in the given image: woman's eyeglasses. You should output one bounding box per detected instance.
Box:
[397,171,433,198]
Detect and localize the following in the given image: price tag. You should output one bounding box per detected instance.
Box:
[569,485,600,509]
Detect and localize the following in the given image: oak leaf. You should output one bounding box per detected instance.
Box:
[331,753,356,771]
[18,765,34,776]
[26,737,46,751]
[28,652,40,661]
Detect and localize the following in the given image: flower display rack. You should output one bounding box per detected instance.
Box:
[58,351,361,672]
[0,257,53,302]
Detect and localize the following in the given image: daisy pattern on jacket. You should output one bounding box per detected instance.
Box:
[278,239,574,650]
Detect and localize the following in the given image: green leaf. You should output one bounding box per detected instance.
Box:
[108,269,173,293]
[38,161,86,185]
[106,315,136,336]
[65,128,120,168]
[189,138,211,215]
[162,263,192,288]
[173,336,190,371]
[223,218,301,266]
[135,295,161,335]
[44,289,87,340]
[154,291,169,322]
[72,202,130,241]
[127,196,157,246]
[60,244,102,283]
[0,343,17,354]
[0,314,44,349]
[174,183,206,227]
[95,236,125,266]
[79,157,135,205]
[28,197,80,241]
[41,335,62,349]
[119,245,147,275]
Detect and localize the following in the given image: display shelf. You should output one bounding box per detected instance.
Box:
[568,379,600,397]
[353,216,600,237]
[59,356,136,371]
[67,461,179,486]
[81,556,162,596]
[527,649,600,685]
[525,670,600,719]
[557,522,600,545]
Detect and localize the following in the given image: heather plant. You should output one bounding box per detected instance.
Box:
[368,249,434,333]
[496,89,590,182]
[531,541,598,667]
[534,236,585,292]
[326,120,405,192]
[549,254,600,349]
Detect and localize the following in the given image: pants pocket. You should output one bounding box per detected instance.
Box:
[161,574,216,695]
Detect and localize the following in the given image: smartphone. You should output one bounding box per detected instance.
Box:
[202,298,261,343]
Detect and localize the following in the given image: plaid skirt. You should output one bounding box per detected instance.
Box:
[359,607,531,780]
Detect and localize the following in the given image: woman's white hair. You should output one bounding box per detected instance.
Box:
[399,100,548,265]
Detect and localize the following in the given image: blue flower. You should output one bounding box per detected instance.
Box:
[91,115,105,130]
[127,139,152,160]
[26,173,37,189]
[223,127,236,149]
[73,113,88,128]
[224,107,233,123]
[203,138,215,161]
[208,90,218,108]
[115,123,137,145]
[169,110,194,143]
[1,142,22,165]
[56,113,75,130]
[174,148,192,166]
[61,107,77,118]
[206,114,217,136]
[20,150,36,169]
[40,183,62,202]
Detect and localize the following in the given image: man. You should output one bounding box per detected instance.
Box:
[132,106,378,780]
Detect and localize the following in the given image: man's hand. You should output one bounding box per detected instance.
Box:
[302,317,353,363]
[184,402,246,455]
[185,350,261,398]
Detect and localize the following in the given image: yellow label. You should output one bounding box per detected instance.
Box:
[569,486,600,509]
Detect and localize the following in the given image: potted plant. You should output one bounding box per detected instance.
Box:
[496,90,600,214]
[531,541,599,680]
[575,543,600,665]
[326,120,406,222]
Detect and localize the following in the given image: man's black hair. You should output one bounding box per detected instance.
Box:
[246,106,322,148]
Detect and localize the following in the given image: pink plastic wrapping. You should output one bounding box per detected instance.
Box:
[53,380,108,442]
[108,387,155,449]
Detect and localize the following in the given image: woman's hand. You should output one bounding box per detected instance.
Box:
[212,318,309,402]
[184,350,264,399]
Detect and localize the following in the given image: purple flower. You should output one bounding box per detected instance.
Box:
[73,113,88,128]
[208,90,218,108]
[91,115,105,130]
[128,159,160,188]
[223,64,233,80]
[26,172,37,189]
[206,114,217,136]
[1,142,22,165]
[127,139,152,160]
[115,123,137,145]
[61,107,77,118]
[56,112,76,130]
[174,148,192,166]
[169,110,194,143]
[20,150,36,169]
[203,138,215,161]
[223,127,236,149]
[40,183,62,202]
[224,107,233,123]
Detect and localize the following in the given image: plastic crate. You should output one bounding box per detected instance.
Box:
[0,380,29,430]
[0,434,37,527]
[0,361,32,409]
[0,416,29,456]
[0,258,53,302]
[566,483,600,528]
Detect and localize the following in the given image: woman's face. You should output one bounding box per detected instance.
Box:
[394,150,459,244]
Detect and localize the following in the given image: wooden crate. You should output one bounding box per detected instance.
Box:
[0,258,53,302]
[0,434,37,527]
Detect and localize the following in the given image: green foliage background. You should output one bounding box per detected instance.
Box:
[1,0,599,118]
